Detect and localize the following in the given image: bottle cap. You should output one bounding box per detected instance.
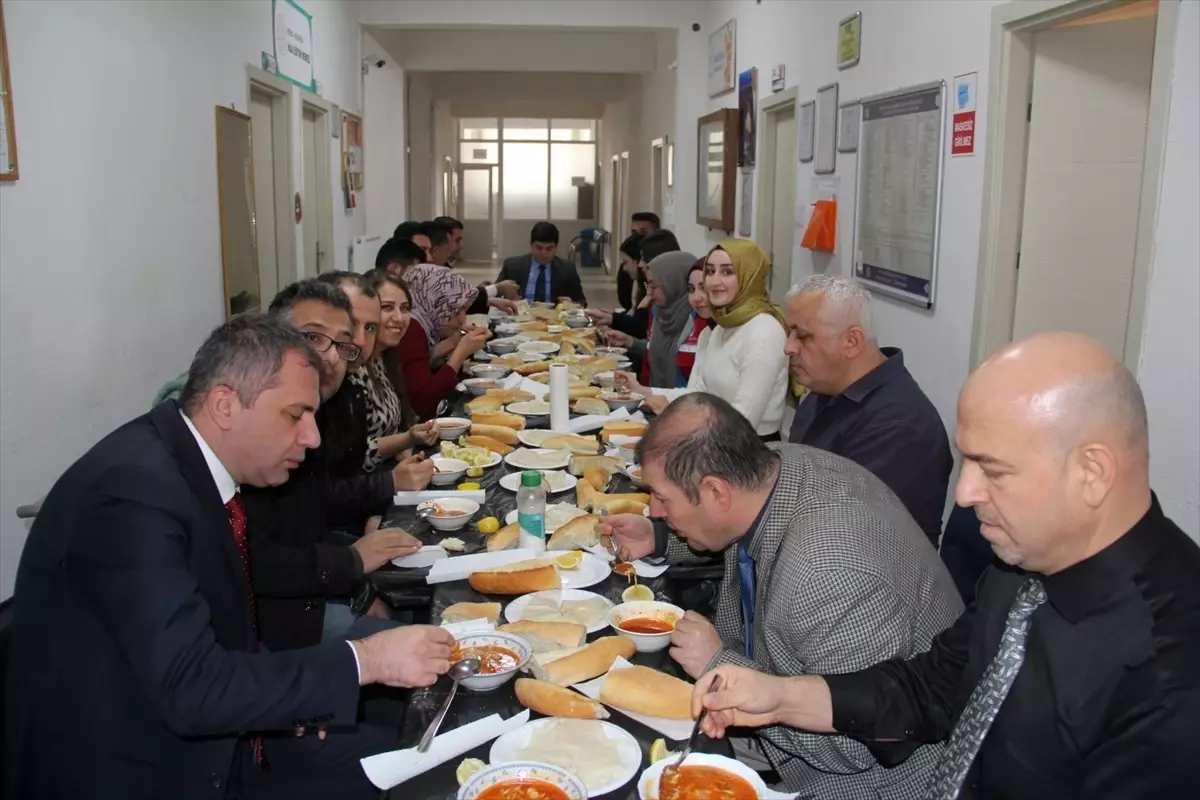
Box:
[520,470,543,488]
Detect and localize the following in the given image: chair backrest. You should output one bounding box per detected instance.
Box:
[939,505,994,604]
[0,595,12,784]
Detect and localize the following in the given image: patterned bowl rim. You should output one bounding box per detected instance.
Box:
[459,760,588,800]
[453,631,534,674]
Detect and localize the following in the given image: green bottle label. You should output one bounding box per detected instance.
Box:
[518,511,545,540]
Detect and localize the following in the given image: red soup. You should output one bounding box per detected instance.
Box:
[660,765,756,800]
[477,778,570,800]
[618,617,675,635]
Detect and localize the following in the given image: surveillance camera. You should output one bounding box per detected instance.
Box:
[691,23,701,32]
[361,54,386,74]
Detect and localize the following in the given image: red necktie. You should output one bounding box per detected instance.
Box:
[224,494,264,766]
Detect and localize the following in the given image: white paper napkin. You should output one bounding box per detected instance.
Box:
[573,657,694,740]
[360,710,531,790]
[501,372,525,389]
[425,548,539,585]
[583,545,669,578]
[608,435,642,447]
[520,377,550,400]
[440,618,496,637]
[392,490,487,506]
[566,405,630,434]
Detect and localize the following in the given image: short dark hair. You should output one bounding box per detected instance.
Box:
[619,233,643,262]
[375,238,426,270]
[393,221,421,240]
[179,314,322,416]
[418,220,451,248]
[268,279,352,319]
[317,271,378,300]
[640,230,680,263]
[530,221,559,245]
[435,215,463,232]
[364,269,410,299]
[636,393,778,504]
[631,212,660,230]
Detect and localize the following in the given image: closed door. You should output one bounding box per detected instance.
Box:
[458,165,494,263]
[1011,12,1156,356]
[769,106,797,303]
[249,89,279,300]
[651,143,664,218]
[300,107,326,276]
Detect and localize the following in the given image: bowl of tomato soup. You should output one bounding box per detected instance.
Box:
[637,753,767,800]
[451,631,533,692]
[458,761,587,800]
[609,600,683,653]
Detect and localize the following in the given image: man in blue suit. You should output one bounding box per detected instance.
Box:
[3,315,455,799]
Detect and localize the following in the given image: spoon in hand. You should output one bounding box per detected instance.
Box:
[417,656,480,753]
[660,674,722,795]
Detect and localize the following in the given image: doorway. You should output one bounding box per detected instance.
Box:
[755,88,798,303]
[246,67,295,293]
[458,165,496,263]
[972,0,1175,368]
[609,154,622,266]
[650,137,666,220]
[300,99,334,277]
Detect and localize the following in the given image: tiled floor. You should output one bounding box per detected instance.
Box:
[454,260,621,310]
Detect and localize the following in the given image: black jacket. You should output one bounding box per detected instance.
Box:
[318,380,397,528]
[3,401,359,799]
[497,254,588,305]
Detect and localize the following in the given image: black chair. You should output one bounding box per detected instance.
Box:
[0,595,12,788]
[940,505,994,605]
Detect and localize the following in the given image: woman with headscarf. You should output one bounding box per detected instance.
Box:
[617,239,789,440]
[391,264,490,420]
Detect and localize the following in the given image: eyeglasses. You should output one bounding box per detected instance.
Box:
[301,330,362,362]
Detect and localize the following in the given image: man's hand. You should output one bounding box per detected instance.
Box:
[669,611,723,678]
[596,513,656,562]
[352,526,422,572]
[489,297,519,315]
[392,453,435,492]
[586,308,614,327]
[641,394,670,415]
[494,280,520,300]
[409,420,439,448]
[605,329,635,349]
[364,597,392,620]
[351,625,455,687]
[691,667,834,739]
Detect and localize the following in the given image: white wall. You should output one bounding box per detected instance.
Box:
[370,29,657,73]
[0,0,364,598]
[1138,0,1200,538]
[363,29,407,239]
[357,0,699,29]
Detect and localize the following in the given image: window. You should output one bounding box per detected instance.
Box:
[551,119,596,142]
[459,118,499,140]
[550,143,595,219]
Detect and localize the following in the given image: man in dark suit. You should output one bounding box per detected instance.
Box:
[497,221,588,305]
[4,315,455,799]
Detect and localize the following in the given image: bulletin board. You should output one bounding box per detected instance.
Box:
[341,111,363,210]
[0,0,19,181]
[852,81,946,308]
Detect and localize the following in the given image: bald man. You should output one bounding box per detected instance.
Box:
[690,332,1200,800]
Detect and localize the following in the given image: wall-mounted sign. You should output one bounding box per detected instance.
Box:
[273,0,315,91]
[708,19,737,98]
[771,64,786,93]
[261,51,278,75]
[952,72,978,157]
[838,12,862,70]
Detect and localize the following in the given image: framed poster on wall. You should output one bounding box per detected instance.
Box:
[0,0,18,181]
[737,68,757,167]
[696,108,737,231]
[273,0,315,91]
[814,82,838,174]
[708,19,736,97]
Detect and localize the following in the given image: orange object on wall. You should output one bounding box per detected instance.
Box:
[800,199,837,252]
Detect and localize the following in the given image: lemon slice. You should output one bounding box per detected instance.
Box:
[477,516,500,534]
[456,758,486,786]
[466,466,485,478]
[457,482,481,492]
[439,441,454,455]
[622,584,654,602]
[649,738,677,764]
[553,550,583,569]
[471,454,493,467]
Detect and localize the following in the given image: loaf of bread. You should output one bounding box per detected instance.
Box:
[466,395,504,415]
[467,559,560,595]
[469,423,520,445]
[486,522,520,552]
[486,388,535,403]
[515,679,609,720]
[567,385,602,399]
[462,435,514,455]
[546,514,599,550]
[529,636,636,686]
[541,434,600,455]
[582,466,612,491]
[497,620,586,652]
[441,602,501,625]
[568,455,623,476]
[601,421,648,443]
[516,361,551,376]
[595,499,648,516]
[572,397,611,416]
[574,480,598,511]
[599,665,694,720]
[471,411,526,431]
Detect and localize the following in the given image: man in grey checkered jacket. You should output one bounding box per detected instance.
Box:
[603,392,963,799]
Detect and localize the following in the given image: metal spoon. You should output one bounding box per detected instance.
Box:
[417,656,480,753]
[660,674,722,794]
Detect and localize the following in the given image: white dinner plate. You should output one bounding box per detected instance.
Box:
[516,429,561,448]
[555,551,611,590]
[390,546,448,569]
[518,340,561,355]
[504,588,614,634]
[504,448,572,471]
[499,470,577,494]
[490,718,640,798]
[504,503,587,534]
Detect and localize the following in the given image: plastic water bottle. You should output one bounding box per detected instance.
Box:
[517,471,547,553]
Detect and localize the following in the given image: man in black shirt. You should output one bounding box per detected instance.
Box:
[785,274,951,546]
[692,331,1200,799]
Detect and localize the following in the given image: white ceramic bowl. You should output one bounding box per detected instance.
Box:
[461,378,504,397]
[518,340,561,355]
[469,364,512,380]
[565,315,590,329]
[593,370,616,390]
[487,336,525,355]
[601,392,644,413]
[417,497,480,532]
[546,324,566,334]
[609,600,683,653]
[595,346,628,358]
[452,631,534,692]
[616,441,640,463]
[638,753,767,800]
[429,457,469,487]
[459,762,588,800]
[435,417,471,441]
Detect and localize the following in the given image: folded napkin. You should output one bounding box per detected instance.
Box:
[573,657,694,740]
[440,618,496,637]
[392,490,487,506]
[565,405,631,434]
[584,545,669,579]
[360,710,531,790]
[608,434,642,447]
[425,548,538,585]
[501,372,525,389]
[520,377,550,399]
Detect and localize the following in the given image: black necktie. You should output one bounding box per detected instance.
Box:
[534,263,547,303]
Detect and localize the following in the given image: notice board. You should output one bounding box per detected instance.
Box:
[852,81,946,308]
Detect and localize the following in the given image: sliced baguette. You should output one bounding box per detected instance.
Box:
[486,522,520,552]
[530,636,636,686]
[568,455,623,477]
[546,514,599,551]
[462,435,514,455]
[497,620,587,652]
[440,602,501,625]
[567,385,602,399]
[582,466,612,492]
[515,678,609,720]
[595,499,648,516]
[601,421,648,443]
[467,559,560,595]
[469,423,520,445]
[485,388,535,403]
[599,665,693,720]
[572,397,611,416]
[466,396,504,415]
[574,480,598,511]
[516,361,551,376]
[471,411,526,431]
[541,434,600,455]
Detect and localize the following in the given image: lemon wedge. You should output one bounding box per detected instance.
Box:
[457,482,481,492]
[456,758,486,786]
[471,454,493,467]
[553,550,583,569]
[622,584,654,602]
[477,516,500,534]
[466,466,485,478]
[649,738,677,764]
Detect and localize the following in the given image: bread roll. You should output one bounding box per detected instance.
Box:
[595,499,648,516]
[468,559,560,595]
[498,620,586,652]
[567,385,602,399]
[604,492,651,504]
[531,636,636,686]
[574,480,598,511]
[462,435,514,455]
[469,424,520,445]
[515,679,608,720]
[441,602,501,625]
[559,341,576,356]
[582,466,612,491]
[485,388,535,404]
[471,411,526,431]
[541,434,600,455]
[546,514,599,550]
[466,396,504,415]
[516,361,551,376]
[486,521,520,552]
[568,455,623,476]
[572,397,610,415]
[601,422,648,443]
[518,321,549,331]
[599,665,693,720]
